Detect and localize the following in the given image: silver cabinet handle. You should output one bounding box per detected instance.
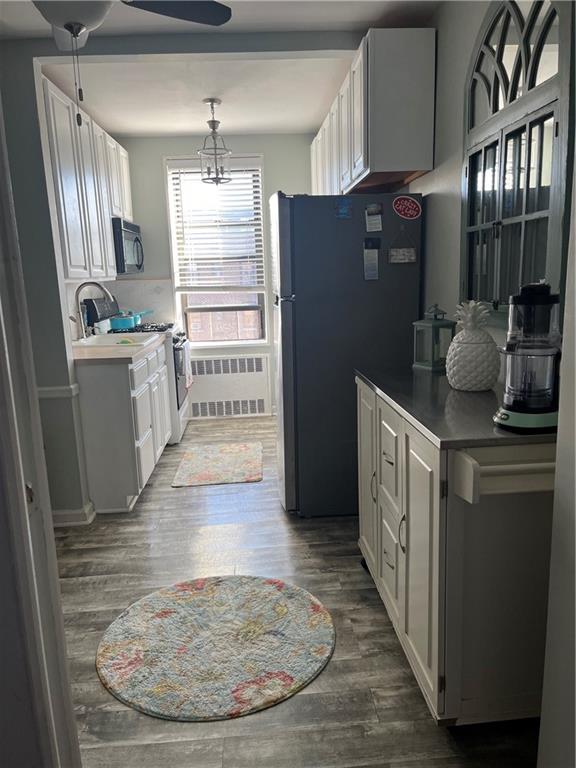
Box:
[370,470,376,503]
[382,452,394,466]
[398,514,406,553]
[382,549,395,570]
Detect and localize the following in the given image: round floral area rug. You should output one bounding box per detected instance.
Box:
[96,575,335,721]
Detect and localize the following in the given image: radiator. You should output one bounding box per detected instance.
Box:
[189,355,271,419]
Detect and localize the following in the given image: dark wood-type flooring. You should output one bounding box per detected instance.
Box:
[55,417,540,767]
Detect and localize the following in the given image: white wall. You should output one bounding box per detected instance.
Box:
[110,133,312,323]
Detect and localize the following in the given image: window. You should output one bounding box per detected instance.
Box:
[463,1,572,318]
[167,157,266,343]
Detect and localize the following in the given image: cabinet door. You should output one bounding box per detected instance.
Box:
[377,396,403,519]
[118,144,133,221]
[320,117,331,195]
[350,39,367,182]
[338,72,352,191]
[149,373,164,463]
[159,365,172,445]
[76,112,106,278]
[105,135,123,217]
[132,382,152,442]
[379,497,401,626]
[43,79,90,279]
[315,128,325,195]
[137,428,155,490]
[329,96,340,194]
[92,122,116,277]
[310,139,317,194]
[398,423,443,711]
[357,379,378,576]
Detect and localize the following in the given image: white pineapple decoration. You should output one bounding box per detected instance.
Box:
[446,301,500,391]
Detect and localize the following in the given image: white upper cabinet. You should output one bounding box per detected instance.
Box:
[321,117,332,195]
[105,135,123,218]
[42,76,132,280]
[311,28,436,194]
[76,111,106,279]
[118,144,133,221]
[310,137,318,195]
[350,38,367,183]
[43,78,90,280]
[338,72,352,192]
[328,96,340,195]
[315,127,325,195]
[92,122,117,278]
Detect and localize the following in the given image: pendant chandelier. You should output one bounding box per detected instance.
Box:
[198,98,232,185]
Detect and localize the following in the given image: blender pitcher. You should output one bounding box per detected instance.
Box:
[493,282,562,432]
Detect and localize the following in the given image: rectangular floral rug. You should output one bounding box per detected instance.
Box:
[171,442,263,487]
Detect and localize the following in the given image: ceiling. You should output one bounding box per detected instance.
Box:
[42,54,354,135]
[0,1,437,38]
[7,1,438,137]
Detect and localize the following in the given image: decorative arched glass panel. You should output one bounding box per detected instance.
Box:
[468,1,560,130]
[462,0,571,314]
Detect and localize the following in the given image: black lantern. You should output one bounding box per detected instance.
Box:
[413,304,456,372]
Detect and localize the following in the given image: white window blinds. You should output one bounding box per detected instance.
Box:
[167,157,265,290]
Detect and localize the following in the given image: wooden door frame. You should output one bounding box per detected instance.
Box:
[0,90,81,767]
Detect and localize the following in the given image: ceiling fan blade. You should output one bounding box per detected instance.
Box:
[122,1,231,26]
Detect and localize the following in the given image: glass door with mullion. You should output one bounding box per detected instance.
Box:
[466,134,500,302]
[499,105,557,303]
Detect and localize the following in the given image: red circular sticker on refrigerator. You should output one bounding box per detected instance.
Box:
[392,196,422,220]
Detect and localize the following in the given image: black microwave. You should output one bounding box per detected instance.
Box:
[112,218,144,274]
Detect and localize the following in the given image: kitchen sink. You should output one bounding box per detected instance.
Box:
[72,333,160,348]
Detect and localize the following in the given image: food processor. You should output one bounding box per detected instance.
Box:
[493,282,562,432]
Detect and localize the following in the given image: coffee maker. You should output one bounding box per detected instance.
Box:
[493,282,561,432]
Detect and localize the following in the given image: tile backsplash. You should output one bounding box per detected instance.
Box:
[66,277,176,340]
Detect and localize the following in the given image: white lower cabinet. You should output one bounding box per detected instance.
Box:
[357,379,378,576]
[137,428,155,489]
[398,422,443,712]
[149,370,166,463]
[356,376,555,725]
[76,348,171,513]
[159,365,172,446]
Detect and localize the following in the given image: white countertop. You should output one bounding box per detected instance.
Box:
[73,333,165,363]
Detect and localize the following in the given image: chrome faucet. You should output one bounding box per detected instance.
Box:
[70,281,115,339]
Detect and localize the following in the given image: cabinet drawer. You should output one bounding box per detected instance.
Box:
[146,350,159,375]
[377,396,403,515]
[132,383,152,441]
[380,515,399,604]
[157,342,166,367]
[130,358,148,391]
[136,428,155,490]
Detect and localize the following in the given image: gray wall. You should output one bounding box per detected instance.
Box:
[537,120,575,768]
[409,1,490,314]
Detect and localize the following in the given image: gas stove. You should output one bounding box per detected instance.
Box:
[109,323,174,333]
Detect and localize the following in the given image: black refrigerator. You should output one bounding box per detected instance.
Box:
[271,191,423,518]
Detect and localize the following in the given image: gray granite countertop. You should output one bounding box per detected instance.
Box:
[355,368,557,449]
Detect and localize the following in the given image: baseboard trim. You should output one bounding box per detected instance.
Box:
[51,501,95,527]
[38,383,79,400]
[95,495,139,514]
